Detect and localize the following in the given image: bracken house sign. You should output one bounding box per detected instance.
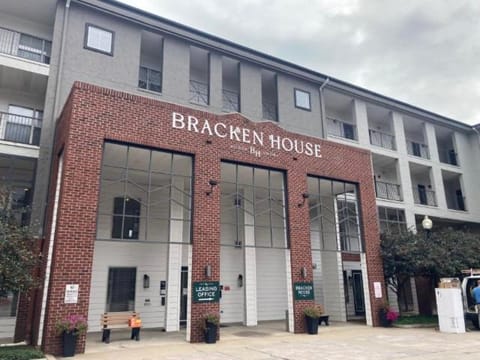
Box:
[172,112,322,158]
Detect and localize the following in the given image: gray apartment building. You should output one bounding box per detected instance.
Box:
[0,0,479,355]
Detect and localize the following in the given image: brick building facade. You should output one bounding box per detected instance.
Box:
[28,82,384,354]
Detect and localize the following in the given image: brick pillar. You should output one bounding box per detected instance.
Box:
[189,150,221,342]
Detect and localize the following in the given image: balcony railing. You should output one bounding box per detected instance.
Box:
[138,66,162,93]
[262,100,277,121]
[369,129,396,150]
[375,180,402,201]
[407,140,429,159]
[189,80,209,106]
[413,187,437,206]
[0,112,42,146]
[327,117,357,140]
[222,89,239,112]
[0,27,51,64]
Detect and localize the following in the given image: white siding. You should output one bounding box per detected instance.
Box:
[220,246,245,323]
[256,248,288,321]
[321,251,346,321]
[87,241,168,332]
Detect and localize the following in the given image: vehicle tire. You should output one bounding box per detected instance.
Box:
[472,317,480,330]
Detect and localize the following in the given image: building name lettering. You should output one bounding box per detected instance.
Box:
[172,112,321,158]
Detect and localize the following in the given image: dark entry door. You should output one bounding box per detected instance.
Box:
[351,270,365,315]
[418,185,427,205]
[180,266,188,326]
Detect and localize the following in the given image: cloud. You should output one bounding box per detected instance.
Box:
[120,0,480,125]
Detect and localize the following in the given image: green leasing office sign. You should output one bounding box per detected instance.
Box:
[294,282,314,300]
[193,281,220,303]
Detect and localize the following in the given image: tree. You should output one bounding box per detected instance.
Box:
[381,227,480,308]
[0,188,40,296]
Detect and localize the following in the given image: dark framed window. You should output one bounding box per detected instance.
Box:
[378,206,407,233]
[106,267,136,312]
[97,143,192,243]
[112,196,140,239]
[308,177,362,252]
[294,89,311,111]
[84,24,114,55]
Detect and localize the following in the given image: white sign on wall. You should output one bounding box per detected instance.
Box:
[374,282,382,299]
[64,284,79,304]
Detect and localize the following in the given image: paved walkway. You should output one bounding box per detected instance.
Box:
[48,322,480,359]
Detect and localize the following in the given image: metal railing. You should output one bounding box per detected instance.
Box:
[189,80,209,105]
[0,27,51,64]
[138,66,162,93]
[222,89,239,112]
[262,100,277,121]
[375,181,402,201]
[0,112,42,145]
[412,187,437,206]
[327,117,357,140]
[407,140,429,159]
[369,129,396,150]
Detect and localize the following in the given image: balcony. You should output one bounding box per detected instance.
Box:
[261,100,277,121]
[138,66,162,93]
[189,80,209,106]
[407,140,429,159]
[412,187,437,206]
[369,129,396,150]
[375,180,402,201]
[222,89,239,112]
[327,117,357,140]
[0,112,42,146]
[0,27,51,64]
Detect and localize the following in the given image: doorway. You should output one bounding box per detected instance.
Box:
[180,266,188,327]
[351,270,365,316]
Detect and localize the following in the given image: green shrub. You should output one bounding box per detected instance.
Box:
[0,345,44,360]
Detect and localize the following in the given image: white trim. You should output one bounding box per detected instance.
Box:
[37,154,63,345]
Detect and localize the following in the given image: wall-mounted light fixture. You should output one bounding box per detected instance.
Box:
[300,266,307,279]
[234,194,242,207]
[205,264,212,278]
[312,263,317,270]
[298,193,309,207]
[237,274,243,287]
[206,179,218,196]
[143,274,150,289]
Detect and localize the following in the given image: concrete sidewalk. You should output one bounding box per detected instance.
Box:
[49,322,480,359]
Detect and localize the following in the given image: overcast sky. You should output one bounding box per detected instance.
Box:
[119,0,480,126]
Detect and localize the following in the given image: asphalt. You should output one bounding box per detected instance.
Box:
[46,321,480,360]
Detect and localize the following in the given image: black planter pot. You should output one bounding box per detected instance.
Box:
[379,310,392,328]
[305,315,319,335]
[204,322,218,344]
[62,332,77,357]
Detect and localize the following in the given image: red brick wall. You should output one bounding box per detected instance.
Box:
[38,82,384,354]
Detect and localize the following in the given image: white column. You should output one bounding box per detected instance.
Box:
[186,245,193,341]
[392,113,415,206]
[360,253,373,326]
[353,99,370,146]
[243,188,257,326]
[165,179,184,331]
[425,122,447,209]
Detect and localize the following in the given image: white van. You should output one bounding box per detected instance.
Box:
[461,275,480,329]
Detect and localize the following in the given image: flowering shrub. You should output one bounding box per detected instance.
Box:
[55,315,88,335]
[386,309,399,322]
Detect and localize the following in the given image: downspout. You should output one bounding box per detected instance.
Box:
[318,77,330,137]
[37,0,71,346]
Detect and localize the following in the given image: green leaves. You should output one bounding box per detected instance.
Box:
[0,187,40,295]
[381,228,480,294]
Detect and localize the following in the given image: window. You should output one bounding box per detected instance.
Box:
[378,206,407,233]
[106,267,136,312]
[18,34,51,64]
[308,177,362,252]
[84,24,114,55]
[294,89,311,111]
[112,196,140,239]
[343,123,355,140]
[220,163,287,249]
[97,143,193,243]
